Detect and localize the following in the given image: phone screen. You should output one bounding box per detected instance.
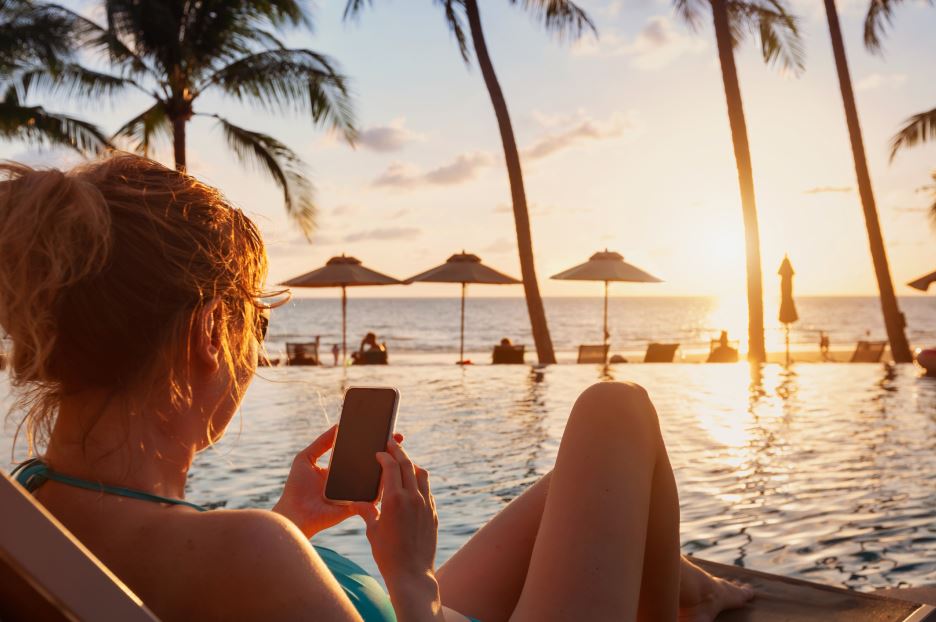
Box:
[325,387,399,502]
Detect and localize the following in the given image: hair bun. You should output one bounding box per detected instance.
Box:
[0,162,112,384]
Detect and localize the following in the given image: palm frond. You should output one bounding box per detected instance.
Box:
[862,0,928,53]
[210,114,316,237]
[506,0,597,40]
[436,0,471,62]
[673,0,709,30]
[0,85,111,154]
[199,49,355,138]
[890,107,936,160]
[19,63,143,101]
[112,102,171,156]
[727,0,804,73]
[34,3,152,77]
[0,1,76,73]
[342,0,373,20]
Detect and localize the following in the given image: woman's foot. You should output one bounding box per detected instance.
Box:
[678,557,754,622]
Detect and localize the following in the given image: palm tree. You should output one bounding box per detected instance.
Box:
[345,1,595,365]
[23,0,355,235]
[822,0,912,362]
[675,0,804,363]
[0,1,109,154]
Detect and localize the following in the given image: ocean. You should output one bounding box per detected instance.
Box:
[266,296,936,361]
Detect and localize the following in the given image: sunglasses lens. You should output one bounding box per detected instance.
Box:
[259,315,269,340]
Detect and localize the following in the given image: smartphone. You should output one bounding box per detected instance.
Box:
[324,386,400,504]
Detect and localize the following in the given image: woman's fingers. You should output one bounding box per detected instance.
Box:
[387,440,419,492]
[297,425,337,464]
[351,502,378,530]
[376,451,402,496]
[415,466,431,499]
[393,432,404,444]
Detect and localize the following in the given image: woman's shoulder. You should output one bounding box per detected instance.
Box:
[151,509,361,621]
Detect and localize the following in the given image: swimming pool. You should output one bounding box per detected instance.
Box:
[4,362,936,591]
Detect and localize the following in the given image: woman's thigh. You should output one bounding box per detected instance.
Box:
[437,473,552,622]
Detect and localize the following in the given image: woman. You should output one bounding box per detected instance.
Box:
[0,155,751,621]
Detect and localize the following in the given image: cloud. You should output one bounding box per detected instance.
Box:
[523,113,633,161]
[343,227,421,242]
[856,72,907,91]
[372,151,494,188]
[572,16,705,70]
[482,237,516,253]
[356,119,424,152]
[803,185,853,195]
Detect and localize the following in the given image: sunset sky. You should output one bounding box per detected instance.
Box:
[4,0,936,298]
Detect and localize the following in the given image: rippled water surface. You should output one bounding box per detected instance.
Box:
[4,362,936,591]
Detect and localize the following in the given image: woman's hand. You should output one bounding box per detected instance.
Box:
[273,425,404,539]
[353,440,444,622]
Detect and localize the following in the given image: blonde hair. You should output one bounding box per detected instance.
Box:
[0,154,268,454]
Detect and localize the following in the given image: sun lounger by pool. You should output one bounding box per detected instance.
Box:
[693,558,935,621]
[286,339,321,366]
[644,343,680,363]
[492,344,525,364]
[851,340,887,363]
[3,469,935,621]
[0,470,158,620]
[577,344,610,364]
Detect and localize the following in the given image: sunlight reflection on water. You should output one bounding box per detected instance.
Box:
[4,362,936,591]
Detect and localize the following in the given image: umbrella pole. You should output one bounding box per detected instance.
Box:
[603,281,609,348]
[459,282,466,364]
[785,323,790,366]
[341,285,347,364]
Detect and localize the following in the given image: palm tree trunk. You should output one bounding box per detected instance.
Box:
[172,116,186,172]
[711,0,766,363]
[823,0,913,363]
[464,0,557,365]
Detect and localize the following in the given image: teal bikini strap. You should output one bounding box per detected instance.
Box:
[11,458,207,512]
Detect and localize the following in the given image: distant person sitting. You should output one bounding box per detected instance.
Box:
[352,332,388,365]
[819,331,831,361]
[707,331,739,363]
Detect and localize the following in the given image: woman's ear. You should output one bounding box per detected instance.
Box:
[194,299,223,373]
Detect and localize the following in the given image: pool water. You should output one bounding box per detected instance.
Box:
[4,362,936,591]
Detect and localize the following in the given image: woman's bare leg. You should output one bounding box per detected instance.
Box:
[438,382,681,621]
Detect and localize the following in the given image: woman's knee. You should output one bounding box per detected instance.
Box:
[568,381,660,440]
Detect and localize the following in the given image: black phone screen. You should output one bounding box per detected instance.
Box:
[325,387,398,502]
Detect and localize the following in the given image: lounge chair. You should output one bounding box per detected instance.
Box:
[0,470,158,621]
[692,558,935,621]
[644,343,679,363]
[577,344,609,364]
[3,470,934,621]
[707,338,739,363]
[286,339,321,366]
[492,344,525,364]
[851,340,887,363]
[352,348,389,366]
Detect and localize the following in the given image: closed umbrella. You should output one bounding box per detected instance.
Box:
[551,250,662,349]
[778,255,798,365]
[909,270,936,292]
[406,252,520,364]
[281,254,402,362]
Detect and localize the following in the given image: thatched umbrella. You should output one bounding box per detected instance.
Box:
[280,255,402,361]
[551,250,662,349]
[406,252,520,364]
[778,255,798,365]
